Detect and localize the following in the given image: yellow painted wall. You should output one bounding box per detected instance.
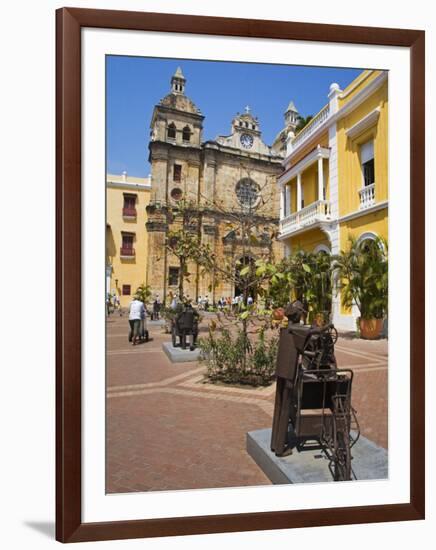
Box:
[338,70,381,109]
[288,227,330,252]
[301,162,317,206]
[289,131,329,168]
[106,175,151,307]
[337,77,388,217]
[285,157,329,214]
[339,207,388,251]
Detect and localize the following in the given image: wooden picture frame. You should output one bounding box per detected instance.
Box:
[56,7,425,542]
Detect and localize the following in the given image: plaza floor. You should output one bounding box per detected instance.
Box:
[106,313,388,494]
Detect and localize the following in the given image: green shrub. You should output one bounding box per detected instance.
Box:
[199,327,278,387]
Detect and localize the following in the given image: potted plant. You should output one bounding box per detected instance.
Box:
[333,236,388,339]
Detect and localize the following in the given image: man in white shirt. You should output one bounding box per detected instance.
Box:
[128,297,145,346]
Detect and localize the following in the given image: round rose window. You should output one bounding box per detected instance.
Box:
[235,178,259,208]
[170,188,183,201]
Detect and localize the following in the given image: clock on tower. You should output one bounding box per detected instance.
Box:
[240,133,254,149]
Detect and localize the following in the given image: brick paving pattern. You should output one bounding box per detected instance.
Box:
[106,313,388,493]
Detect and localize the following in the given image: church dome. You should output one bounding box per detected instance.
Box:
[159,93,201,115]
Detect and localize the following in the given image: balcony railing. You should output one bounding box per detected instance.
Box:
[280,200,332,236]
[359,183,375,210]
[292,105,330,149]
[120,247,135,257]
[122,207,137,218]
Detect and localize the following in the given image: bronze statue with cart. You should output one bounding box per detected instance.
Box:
[271,301,359,481]
[171,302,199,351]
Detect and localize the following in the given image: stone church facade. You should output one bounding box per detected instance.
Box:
[146,67,292,303]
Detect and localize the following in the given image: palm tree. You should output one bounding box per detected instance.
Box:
[295,115,313,133]
[333,236,388,321]
[287,249,332,323]
[135,283,152,304]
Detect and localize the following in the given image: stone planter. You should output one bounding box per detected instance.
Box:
[359,318,384,340]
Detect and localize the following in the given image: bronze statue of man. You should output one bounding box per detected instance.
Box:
[270,300,310,457]
[175,302,199,350]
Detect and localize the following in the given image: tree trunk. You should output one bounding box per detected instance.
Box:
[179,257,185,299]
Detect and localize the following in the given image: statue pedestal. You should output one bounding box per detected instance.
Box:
[246,428,388,484]
[162,341,202,363]
[147,319,166,327]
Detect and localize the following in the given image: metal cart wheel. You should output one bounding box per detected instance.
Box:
[334,429,351,481]
[332,395,352,481]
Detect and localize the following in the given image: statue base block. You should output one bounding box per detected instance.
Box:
[162,341,202,363]
[246,428,388,484]
[147,319,166,326]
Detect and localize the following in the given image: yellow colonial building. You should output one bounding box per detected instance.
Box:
[106,172,152,307]
[277,70,388,329]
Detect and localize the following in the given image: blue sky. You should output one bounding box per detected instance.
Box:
[106,56,363,177]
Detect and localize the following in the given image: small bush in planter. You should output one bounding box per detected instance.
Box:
[198,327,278,387]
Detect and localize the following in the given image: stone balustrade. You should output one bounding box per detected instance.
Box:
[359,183,376,209]
[279,200,332,236]
[292,105,330,149]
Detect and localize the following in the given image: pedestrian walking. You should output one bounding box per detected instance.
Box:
[106,293,112,316]
[128,296,145,346]
[153,296,161,320]
[140,301,149,342]
[114,294,122,316]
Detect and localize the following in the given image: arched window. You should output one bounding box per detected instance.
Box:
[235,178,259,208]
[313,244,331,255]
[356,232,386,256]
[357,232,377,251]
[182,126,191,142]
[167,123,176,139]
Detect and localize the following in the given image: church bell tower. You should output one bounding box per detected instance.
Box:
[146,68,205,302]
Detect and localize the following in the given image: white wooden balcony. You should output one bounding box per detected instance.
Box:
[279,200,332,237]
[359,183,375,209]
